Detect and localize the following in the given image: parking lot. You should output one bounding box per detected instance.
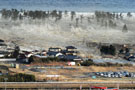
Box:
[93,71,135,78]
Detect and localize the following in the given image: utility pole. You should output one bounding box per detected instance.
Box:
[117,83,119,90]
[80,85,82,90]
[4,78,8,90]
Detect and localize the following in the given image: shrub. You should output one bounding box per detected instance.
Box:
[0,73,35,82]
[100,45,116,55]
[81,60,94,66]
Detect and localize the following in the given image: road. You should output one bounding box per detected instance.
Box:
[0,82,135,89]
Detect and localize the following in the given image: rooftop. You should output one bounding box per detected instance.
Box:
[66,46,77,49]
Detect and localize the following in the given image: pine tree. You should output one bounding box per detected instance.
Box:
[71,11,76,21]
[122,24,128,32]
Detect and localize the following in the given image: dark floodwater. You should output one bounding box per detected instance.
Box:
[0,0,134,12]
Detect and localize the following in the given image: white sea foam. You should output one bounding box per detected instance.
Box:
[0,12,135,56]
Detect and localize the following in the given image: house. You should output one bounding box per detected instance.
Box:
[47,51,63,57]
[65,46,78,55]
[0,51,11,58]
[17,53,28,63]
[0,41,7,51]
[124,53,135,61]
[41,50,47,56]
[0,65,9,75]
[47,47,63,57]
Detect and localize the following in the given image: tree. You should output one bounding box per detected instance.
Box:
[87,17,91,24]
[58,11,62,20]
[51,10,58,18]
[120,13,123,19]
[122,24,128,32]
[76,18,79,27]
[13,46,20,58]
[109,45,116,55]
[125,48,129,53]
[100,46,109,55]
[64,10,68,16]
[109,20,113,28]
[11,9,19,20]
[81,60,94,66]
[119,49,124,54]
[28,56,34,64]
[80,15,83,23]
[19,14,23,20]
[127,12,132,17]
[71,11,76,21]
[100,45,116,55]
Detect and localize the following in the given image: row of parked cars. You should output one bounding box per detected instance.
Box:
[94,71,135,78]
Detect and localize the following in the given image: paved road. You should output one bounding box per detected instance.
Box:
[0,82,135,89]
[0,81,134,84]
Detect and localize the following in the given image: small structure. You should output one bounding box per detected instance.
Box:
[67,62,76,66]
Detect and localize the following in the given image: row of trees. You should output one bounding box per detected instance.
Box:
[0,73,35,82]
[81,60,132,67]
[1,9,76,21]
[95,11,118,28]
[95,11,129,32]
[1,9,129,31]
[95,11,132,20]
[29,57,68,64]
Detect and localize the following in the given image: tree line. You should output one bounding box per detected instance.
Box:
[1,9,76,21]
[95,11,130,32]
[1,9,130,31]
[0,73,35,82]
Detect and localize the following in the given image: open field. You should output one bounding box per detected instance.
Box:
[9,65,135,82]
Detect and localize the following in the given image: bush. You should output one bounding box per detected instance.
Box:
[95,62,133,67]
[81,60,94,66]
[0,73,35,82]
[100,45,116,55]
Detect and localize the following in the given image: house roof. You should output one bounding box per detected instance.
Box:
[0,39,4,42]
[66,46,77,49]
[65,51,78,53]
[49,47,61,49]
[64,55,81,60]
[0,43,7,46]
